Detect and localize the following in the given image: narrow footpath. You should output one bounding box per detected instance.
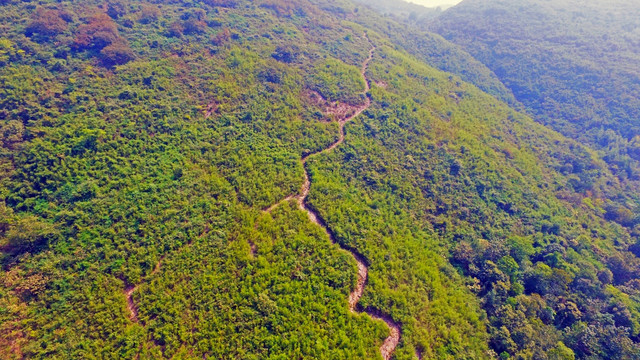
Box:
[126,33,402,360]
[264,34,401,360]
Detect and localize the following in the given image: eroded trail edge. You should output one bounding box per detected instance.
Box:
[124,255,164,323]
[265,34,401,360]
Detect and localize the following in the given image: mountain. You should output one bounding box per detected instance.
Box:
[430,0,640,182]
[1,0,639,359]
[353,0,442,20]
[353,0,517,106]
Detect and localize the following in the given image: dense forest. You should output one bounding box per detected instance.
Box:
[1,0,639,359]
[430,0,640,186]
[351,1,516,107]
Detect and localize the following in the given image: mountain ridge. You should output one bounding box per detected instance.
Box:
[1,0,639,359]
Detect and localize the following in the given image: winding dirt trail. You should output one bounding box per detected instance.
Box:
[126,34,402,358]
[125,285,139,322]
[264,34,401,360]
[125,255,165,323]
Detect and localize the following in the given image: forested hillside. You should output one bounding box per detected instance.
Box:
[431,0,640,186]
[1,0,639,359]
[352,0,517,106]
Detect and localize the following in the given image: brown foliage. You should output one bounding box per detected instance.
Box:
[168,21,185,38]
[73,12,120,50]
[183,18,208,35]
[70,10,134,67]
[100,41,135,67]
[212,28,231,46]
[25,8,69,39]
[139,3,161,24]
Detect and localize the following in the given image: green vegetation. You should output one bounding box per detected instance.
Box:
[0,0,639,359]
[352,0,517,106]
[307,58,366,105]
[431,0,640,184]
[306,37,640,358]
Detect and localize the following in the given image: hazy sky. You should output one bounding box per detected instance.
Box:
[406,0,463,8]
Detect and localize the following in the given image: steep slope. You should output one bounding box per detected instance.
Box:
[352,0,517,107]
[306,33,640,359]
[0,1,486,358]
[351,3,516,107]
[263,37,402,360]
[431,0,640,183]
[1,1,639,360]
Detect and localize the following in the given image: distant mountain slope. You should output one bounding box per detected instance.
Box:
[352,0,517,106]
[0,0,639,359]
[431,0,640,181]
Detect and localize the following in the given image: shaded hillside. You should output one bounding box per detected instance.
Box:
[431,0,640,183]
[308,33,640,359]
[0,0,639,359]
[351,1,516,106]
